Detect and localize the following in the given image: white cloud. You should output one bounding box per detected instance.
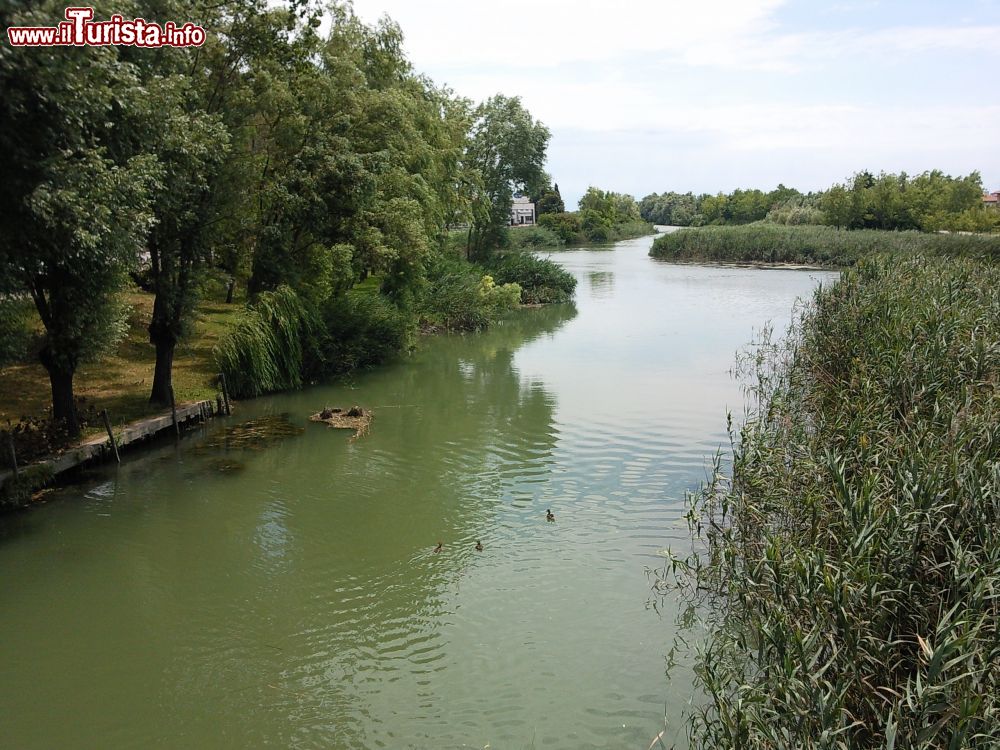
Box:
[342,0,1000,199]
[349,0,1000,73]
[350,0,788,69]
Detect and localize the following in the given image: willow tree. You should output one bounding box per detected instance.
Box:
[0,11,155,436]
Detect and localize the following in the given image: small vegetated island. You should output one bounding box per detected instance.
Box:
[648,170,1000,746]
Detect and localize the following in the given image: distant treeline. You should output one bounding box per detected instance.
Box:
[640,170,998,233]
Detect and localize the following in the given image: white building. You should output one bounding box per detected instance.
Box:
[510,196,536,226]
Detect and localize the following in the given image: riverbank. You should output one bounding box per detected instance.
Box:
[0,251,579,502]
[649,223,1000,266]
[0,292,240,444]
[663,252,1000,746]
[0,233,829,749]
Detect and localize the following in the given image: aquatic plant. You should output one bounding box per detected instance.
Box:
[660,254,1000,747]
[650,224,1000,267]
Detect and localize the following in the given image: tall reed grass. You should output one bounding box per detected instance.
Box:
[650,224,1000,266]
[661,254,1000,747]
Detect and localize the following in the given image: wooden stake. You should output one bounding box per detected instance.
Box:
[169,386,179,439]
[101,410,120,464]
[219,373,231,415]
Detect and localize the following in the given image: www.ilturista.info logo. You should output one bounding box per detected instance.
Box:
[7,7,206,47]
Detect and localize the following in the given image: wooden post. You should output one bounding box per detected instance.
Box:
[219,373,231,415]
[169,386,180,439]
[101,410,120,464]
[5,432,18,478]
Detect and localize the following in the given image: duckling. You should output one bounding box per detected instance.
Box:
[546,509,555,522]
[433,541,443,554]
[475,540,484,552]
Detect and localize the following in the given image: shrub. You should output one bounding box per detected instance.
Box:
[419,255,521,331]
[483,252,577,304]
[319,292,413,372]
[538,212,582,243]
[508,225,564,250]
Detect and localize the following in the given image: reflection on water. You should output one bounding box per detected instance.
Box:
[0,235,834,749]
[587,270,615,299]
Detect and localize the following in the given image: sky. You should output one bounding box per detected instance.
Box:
[348,0,1000,208]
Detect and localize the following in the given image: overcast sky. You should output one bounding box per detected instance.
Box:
[348,0,1000,208]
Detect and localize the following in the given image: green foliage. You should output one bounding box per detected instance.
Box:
[466,95,551,258]
[508,226,565,250]
[418,255,521,331]
[538,212,582,243]
[0,0,554,425]
[0,297,34,367]
[659,254,1000,747]
[822,169,997,232]
[536,184,566,215]
[650,224,1000,266]
[641,186,803,227]
[319,292,413,371]
[483,253,577,304]
[214,286,321,398]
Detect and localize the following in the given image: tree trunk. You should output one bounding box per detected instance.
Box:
[149,334,176,406]
[41,356,79,438]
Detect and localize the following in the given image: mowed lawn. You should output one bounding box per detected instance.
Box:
[0,291,241,434]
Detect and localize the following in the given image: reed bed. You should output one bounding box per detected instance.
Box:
[662,254,1000,748]
[649,224,1000,267]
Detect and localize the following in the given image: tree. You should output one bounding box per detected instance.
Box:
[822,185,851,229]
[537,183,565,215]
[466,95,550,259]
[142,81,231,405]
[0,11,156,436]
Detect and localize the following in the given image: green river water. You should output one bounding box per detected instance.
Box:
[0,233,836,749]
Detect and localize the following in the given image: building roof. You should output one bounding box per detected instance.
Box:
[984,192,1000,204]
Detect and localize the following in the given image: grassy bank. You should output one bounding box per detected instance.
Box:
[650,223,1000,266]
[664,254,1000,746]
[0,291,239,437]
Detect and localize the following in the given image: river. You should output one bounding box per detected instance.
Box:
[0,232,836,749]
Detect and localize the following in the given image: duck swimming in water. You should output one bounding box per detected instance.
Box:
[475,540,484,551]
[546,509,555,522]
[433,541,443,553]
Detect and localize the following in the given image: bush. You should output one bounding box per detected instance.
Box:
[538,212,582,243]
[418,255,521,331]
[507,225,564,250]
[319,292,413,372]
[483,252,577,304]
